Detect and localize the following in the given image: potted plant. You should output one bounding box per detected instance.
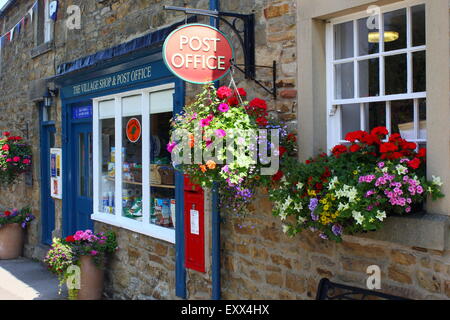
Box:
[44,230,118,300]
[0,207,34,259]
[0,132,32,185]
[267,127,444,242]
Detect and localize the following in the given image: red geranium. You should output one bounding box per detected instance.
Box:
[272,170,284,182]
[2,144,10,151]
[345,130,366,143]
[217,86,233,100]
[227,97,239,106]
[235,88,247,97]
[4,211,11,217]
[349,144,361,153]
[407,158,421,170]
[279,146,287,158]
[3,132,10,137]
[287,133,297,143]
[360,134,381,146]
[65,235,76,243]
[256,117,268,126]
[332,145,347,157]
[371,127,389,138]
[249,98,267,111]
[417,148,426,158]
[380,142,398,153]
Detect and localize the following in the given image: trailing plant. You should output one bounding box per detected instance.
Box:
[0,131,32,185]
[266,127,444,242]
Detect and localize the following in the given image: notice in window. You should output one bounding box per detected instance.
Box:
[190,210,199,235]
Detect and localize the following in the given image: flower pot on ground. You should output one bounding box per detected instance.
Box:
[0,223,23,259]
[44,230,118,300]
[0,208,34,260]
[77,255,105,300]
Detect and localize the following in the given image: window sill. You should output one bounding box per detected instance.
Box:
[31,41,54,59]
[91,213,175,244]
[352,212,450,251]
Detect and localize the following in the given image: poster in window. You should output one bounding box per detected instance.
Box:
[50,148,63,199]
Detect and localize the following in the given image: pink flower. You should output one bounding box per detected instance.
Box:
[200,119,211,127]
[13,156,20,162]
[416,186,424,194]
[23,159,31,165]
[90,250,98,256]
[217,86,233,100]
[166,142,177,153]
[218,103,230,113]
[6,158,12,163]
[215,129,227,138]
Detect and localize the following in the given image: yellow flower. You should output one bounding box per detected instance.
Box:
[353,170,359,175]
[324,205,330,211]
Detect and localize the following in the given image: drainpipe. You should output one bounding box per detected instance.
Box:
[210,0,221,301]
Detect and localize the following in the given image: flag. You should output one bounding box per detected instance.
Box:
[10,27,14,41]
[49,1,58,21]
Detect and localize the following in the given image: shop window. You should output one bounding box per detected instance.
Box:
[92,84,176,243]
[327,1,426,150]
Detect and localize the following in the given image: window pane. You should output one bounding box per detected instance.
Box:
[150,109,175,230]
[79,133,85,197]
[358,17,379,55]
[391,100,414,139]
[122,95,143,221]
[88,133,93,198]
[383,9,407,52]
[413,50,426,92]
[359,58,379,97]
[341,104,360,139]
[367,102,386,133]
[412,4,426,47]
[100,118,115,215]
[334,21,354,60]
[385,54,407,95]
[335,62,354,99]
[419,99,427,140]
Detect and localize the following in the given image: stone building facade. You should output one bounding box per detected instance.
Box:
[0,0,449,300]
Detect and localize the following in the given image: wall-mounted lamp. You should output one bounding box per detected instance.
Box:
[43,88,59,108]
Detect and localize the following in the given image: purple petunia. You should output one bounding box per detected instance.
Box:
[332,224,343,236]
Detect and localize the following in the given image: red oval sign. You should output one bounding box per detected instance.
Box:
[163,24,234,84]
[126,118,141,143]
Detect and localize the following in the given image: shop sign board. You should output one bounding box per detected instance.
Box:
[163,24,234,84]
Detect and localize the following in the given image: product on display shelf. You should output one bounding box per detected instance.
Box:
[170,199,176,227]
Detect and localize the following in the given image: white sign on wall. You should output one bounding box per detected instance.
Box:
[50,148,63,199]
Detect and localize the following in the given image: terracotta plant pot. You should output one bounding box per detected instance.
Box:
[77,255,104,300]
[0,223,24,260]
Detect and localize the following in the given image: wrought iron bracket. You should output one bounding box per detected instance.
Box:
[164,6,278,99]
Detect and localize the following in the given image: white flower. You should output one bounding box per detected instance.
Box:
[432,175,443,187]
[376,210,387,222]
[396,165,408,175]
[328,177,339,190]
[282,225,290,234]
[338,202,350,212]
[296,182,304,190]
[352,211,364,225]
[297,216,306,224]
[382,167,389,173]
[294,202,303,211]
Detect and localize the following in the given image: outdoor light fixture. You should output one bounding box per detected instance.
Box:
[43,88,59,108]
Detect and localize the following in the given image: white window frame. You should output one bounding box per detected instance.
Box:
[326,0,426,149]
[43,0,53,43]
[91,83,176,244]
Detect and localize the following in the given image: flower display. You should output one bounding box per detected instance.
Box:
[44,230,118,296]
[167,84,297,214]
[0,207,34,229]
[267,127,444,242]
[0,132,32,185]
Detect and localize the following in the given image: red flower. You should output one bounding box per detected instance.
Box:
[389,133,402,142]
[380,142,398,153]
[235,88,247,97]
[349,144,361,153]
[23,159,31,165]
[2,144,10,151]
[249,98,267,111]
[305,160,312,164]
[13,156,20,162]
[315,183,323,191]
[407,158,421,170]
[360,134,381,146]
[345,130,367,143]
[4,211,11,217]
[332,145,348,156]
[272,170,284,182]
[256,117,268,126]
[287,133,297,143]
[227,97,239,106]
[279,146,287,158]
[217,86,233,100]
[392,152,404,160]
[322,167,331,178]
[371,127,389,137]
[65,236,75,243]
[3,132,10,137]
[417,148,427,158]
[401,142,417,150]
